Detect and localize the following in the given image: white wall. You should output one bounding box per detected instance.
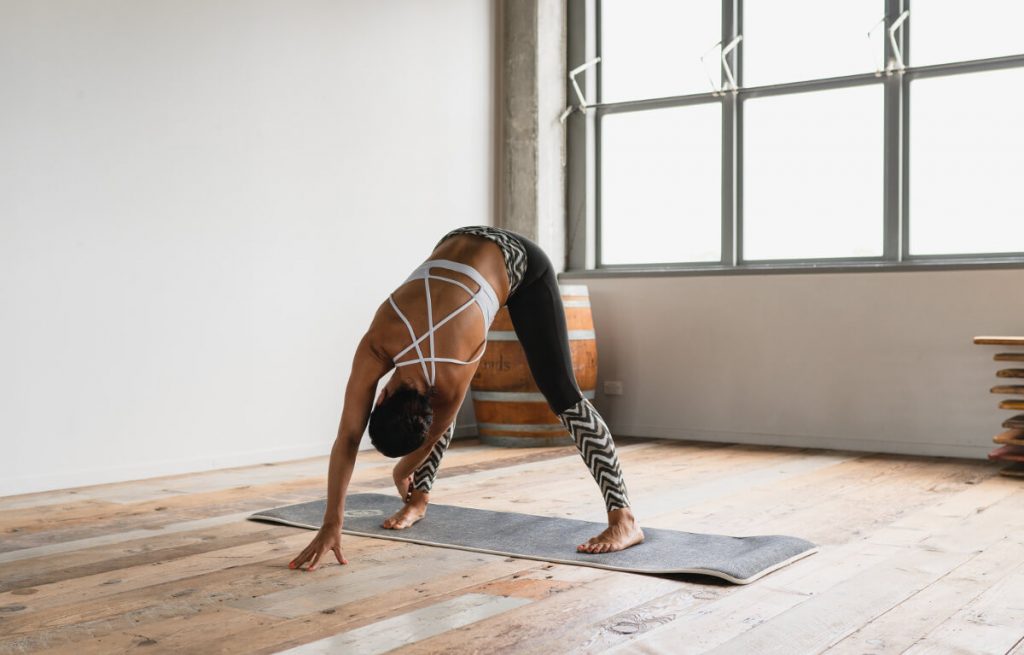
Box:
[0,0,493,496]
[573,269,1022,460]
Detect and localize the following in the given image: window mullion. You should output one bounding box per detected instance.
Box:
[722,0,739,266]
[566,0,590,271]
[883,0,906,262]
[899,0,911,261]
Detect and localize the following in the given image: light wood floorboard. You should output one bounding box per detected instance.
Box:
[1,438,1019,655]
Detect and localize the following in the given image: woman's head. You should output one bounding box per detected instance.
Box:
[368,382,434,457]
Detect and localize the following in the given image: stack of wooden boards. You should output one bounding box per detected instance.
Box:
[974,336,1024,478]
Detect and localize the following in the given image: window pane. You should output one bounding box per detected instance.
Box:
[601,1,721,102]
[600,104,722,265]
[913,0,1024,66]
[909,69,1024,255]
[743,85,884,260]
[744,1,883,86]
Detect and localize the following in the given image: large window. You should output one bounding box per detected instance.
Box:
[601,104,722,264]
[570,1,1024,270]
[909,67,1024,255]
[744,85,884,261]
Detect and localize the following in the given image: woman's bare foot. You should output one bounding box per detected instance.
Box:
[578,508,645,554]
[382,491,428,530]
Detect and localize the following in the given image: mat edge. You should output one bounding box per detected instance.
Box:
[247,513,818,585]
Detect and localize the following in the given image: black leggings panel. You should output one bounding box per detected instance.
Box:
[505,235,584,415]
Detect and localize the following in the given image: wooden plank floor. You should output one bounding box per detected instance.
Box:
[1,439,1022,655]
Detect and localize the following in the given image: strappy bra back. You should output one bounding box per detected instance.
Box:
[388,259,500,387]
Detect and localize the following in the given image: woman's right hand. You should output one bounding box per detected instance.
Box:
[289,523,347,571]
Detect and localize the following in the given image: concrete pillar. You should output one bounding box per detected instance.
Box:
[497,0,567,270]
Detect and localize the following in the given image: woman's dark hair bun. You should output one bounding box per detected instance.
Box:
[368,384,435,458]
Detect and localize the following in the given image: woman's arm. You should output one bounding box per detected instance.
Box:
[289,333,391,571]
[388,383,467,496]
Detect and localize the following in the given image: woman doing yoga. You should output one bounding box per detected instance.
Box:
[289,226,643,572]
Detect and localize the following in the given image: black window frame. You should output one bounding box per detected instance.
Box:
[565,0,1024,276]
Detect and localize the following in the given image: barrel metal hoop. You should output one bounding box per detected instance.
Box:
[471,390,596,402]
[477,422,568,433]
[487,330,596,342]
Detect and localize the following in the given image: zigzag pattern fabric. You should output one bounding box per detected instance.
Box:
[411,422,455,493]
[438,226,528,295]
[558,398,631,511]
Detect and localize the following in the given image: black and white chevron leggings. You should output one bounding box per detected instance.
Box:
[413,228,630,512]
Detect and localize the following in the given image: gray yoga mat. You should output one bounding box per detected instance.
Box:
[249,493,816,584]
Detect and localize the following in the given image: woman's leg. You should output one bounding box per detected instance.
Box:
[556,398,630,511]
[505,240,631,514]
[411,422,455,493]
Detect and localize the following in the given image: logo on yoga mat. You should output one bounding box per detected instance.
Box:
[344,509,384,518]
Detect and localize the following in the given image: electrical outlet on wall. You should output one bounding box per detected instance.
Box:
[604,380,624,396]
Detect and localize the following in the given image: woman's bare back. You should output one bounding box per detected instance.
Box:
[367,234,510,400]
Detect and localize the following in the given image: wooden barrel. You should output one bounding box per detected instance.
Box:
[470,284,597,447]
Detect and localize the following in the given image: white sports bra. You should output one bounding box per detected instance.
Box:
[388,259,500,387]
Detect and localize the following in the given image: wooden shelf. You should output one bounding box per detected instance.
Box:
[974,336,1024,346]
[989,445,1024,462]
[978,337,1024,478]
[1000,462,1024,478]
[994,353,1024,362]
[993,429,1024,446]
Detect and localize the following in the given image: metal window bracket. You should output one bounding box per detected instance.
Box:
[867,17,887,75]
[702,36,743,96]
[869,10,909,76]
[701,42,723,94]
[559,57,601,123]
[721,35,742,91]
[888,10,909,72]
